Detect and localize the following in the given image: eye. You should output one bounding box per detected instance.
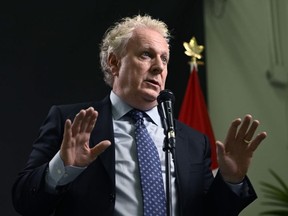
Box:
[141,51,151,58]
[161,55,169,65]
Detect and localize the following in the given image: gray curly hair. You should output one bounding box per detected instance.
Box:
[99,14,171,87]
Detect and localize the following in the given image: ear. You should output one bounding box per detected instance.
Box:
[108,53,120,76]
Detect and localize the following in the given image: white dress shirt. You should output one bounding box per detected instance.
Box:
[110,91,178,216]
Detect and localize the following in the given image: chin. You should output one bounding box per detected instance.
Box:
[143,89,159,101]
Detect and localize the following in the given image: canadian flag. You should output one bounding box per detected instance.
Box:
[178,63,218,170]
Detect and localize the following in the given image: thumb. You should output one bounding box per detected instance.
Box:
[90,140,111,158]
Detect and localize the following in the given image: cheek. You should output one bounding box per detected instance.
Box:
[161,71,168,85]
[120,69,141,88]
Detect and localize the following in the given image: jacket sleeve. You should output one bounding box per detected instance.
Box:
[12,105,70,216]
[204,166,257,216]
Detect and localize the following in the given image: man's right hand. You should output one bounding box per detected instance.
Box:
[60,107,111,167]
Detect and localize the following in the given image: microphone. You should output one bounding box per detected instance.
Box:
[157,89,176,150]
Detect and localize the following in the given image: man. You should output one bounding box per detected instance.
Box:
[12,15,267,216]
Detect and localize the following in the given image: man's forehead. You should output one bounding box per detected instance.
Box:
[130,28,169,51]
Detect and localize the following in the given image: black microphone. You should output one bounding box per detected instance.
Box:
[157,89,176,151]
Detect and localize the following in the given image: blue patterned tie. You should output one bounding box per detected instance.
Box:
[129,109,167,216]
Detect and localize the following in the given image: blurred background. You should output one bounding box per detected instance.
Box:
[1,0,287,215]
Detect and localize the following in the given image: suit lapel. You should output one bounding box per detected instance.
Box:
[90,96,115,186]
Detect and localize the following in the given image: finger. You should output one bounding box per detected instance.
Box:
[243,119,260,142]
[224,118,241,149]
[236,114,252,140]
[71,110,85,136]
[60,119,73,163]
[80,107,96,132]
[90,140,111,159]
[62,119,72,146]
[86,110,98,133]
[249,132,267,151]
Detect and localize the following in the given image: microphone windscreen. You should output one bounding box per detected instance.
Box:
[157,89,175,104]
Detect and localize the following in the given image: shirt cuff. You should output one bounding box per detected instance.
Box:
[226,180,250,197]
[226,181,243,194]
[46,151,86,191]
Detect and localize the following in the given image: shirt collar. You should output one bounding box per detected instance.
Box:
[110,91,162,126]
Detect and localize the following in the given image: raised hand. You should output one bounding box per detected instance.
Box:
[60,107,111,167]
[216,114,267,183]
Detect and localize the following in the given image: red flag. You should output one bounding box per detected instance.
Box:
[178,64,218,170]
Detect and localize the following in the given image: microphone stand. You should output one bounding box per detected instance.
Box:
[163,128,176,216]
[157,90,176,216]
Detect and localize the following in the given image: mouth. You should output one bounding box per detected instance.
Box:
[145,79,160,88]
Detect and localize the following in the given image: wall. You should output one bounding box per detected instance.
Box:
[204,0,288,215]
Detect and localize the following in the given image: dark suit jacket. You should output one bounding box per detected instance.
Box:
[12,96,257,216]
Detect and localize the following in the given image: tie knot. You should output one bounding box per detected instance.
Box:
[128,109,144,122]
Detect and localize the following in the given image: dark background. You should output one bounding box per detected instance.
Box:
[0,1,205,215]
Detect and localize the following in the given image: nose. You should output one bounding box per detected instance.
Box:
[151,56,165,74]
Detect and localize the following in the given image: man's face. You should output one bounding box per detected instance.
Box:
[111,28,169,110]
